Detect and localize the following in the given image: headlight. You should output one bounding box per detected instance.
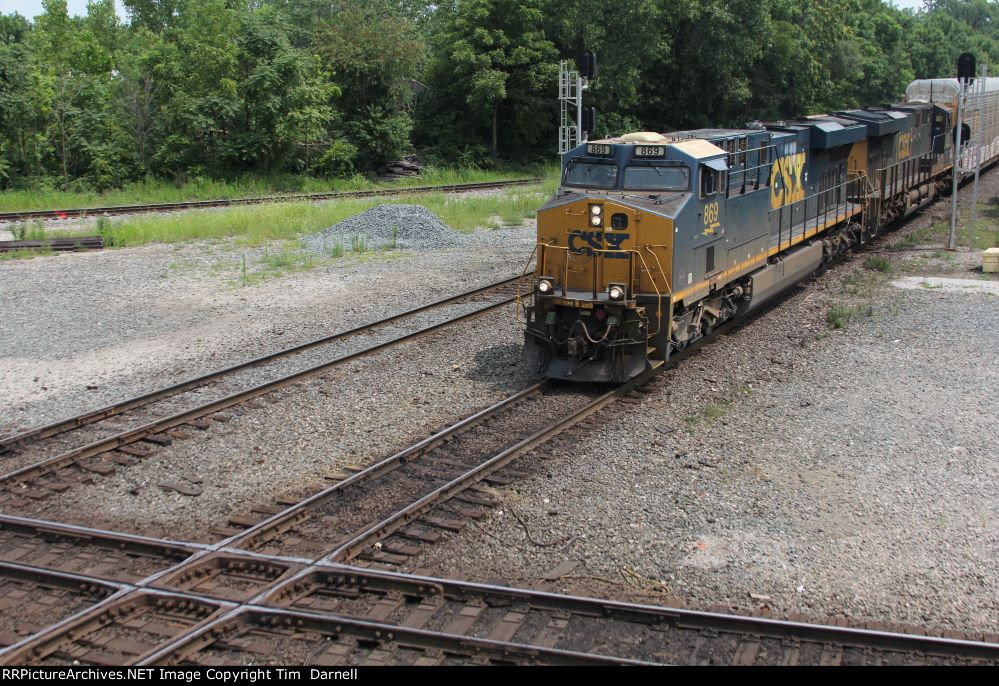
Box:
[538,278,554,295]
[608,284,625,301]
[589,204,603,227]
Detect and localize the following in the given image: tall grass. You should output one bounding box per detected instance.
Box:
[0,164,557,212]
[898,214,998,251]
[101,181,557,248]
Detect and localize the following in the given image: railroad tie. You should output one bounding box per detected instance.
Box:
[486,610,529,642]
[530,614,570,649]
[442,602,486,636]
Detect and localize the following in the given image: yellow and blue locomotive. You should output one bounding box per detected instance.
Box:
[525,77,999,382]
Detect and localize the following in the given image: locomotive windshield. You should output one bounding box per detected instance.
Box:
[623,165,688,191]
[563,161,619,188]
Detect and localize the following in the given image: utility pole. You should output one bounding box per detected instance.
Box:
[949,53,975,251]
[577,51,595,144]
[968,63,988,249]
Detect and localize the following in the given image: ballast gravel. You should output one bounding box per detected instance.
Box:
[304,204,466,254]
[411,172,999,635]
[2,171,997,637]
[0,221,534,435]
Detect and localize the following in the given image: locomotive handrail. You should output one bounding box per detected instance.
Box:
[770,176,862,252]
[726,142,775,197]
[541,242,665,337]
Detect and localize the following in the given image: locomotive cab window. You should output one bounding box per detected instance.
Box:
[623,165,689,191]
[563,160,619,189]
[699,161,726,198]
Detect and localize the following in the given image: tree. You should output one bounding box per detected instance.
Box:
[315,1,423,170]
[421,0,557,159]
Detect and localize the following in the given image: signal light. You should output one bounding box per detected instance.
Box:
[577,50,597,79]
[958,52,976,84]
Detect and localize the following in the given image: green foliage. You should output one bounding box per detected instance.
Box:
[10,220,45,241]
[0,163,542,211]
[0,0,997,193]
[826,302,872,329]
[863,256,893,273]
[315,2,424,170]
[827,304,855,329]
[417,0,558,159]
[90,181,554,248]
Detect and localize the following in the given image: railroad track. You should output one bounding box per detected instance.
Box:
[0,276,528,508]
[0,236,104,254]
[1,553,996,665]
[2,171,996,664]
[1,360,997,664]
[0,179,542,223]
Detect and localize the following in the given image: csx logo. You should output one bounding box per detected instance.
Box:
[897,132,911,160]
[770,152,806,210]
[568,230,629,258]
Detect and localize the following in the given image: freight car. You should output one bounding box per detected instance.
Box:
[524,77,999,382]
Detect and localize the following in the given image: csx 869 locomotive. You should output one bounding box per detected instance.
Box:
[524,77,999,382]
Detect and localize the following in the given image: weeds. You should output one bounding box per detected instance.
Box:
[0,246,54,260]
[96,216,114,246]
[863,256,892,273]
[10,220,45,241]
[826,303,873,329]
[89,181,555,249]
[0,164,557,213]
[701,401,731,419]
[326,239,344,258]
[232,246,320,287]
[898,219,998,252]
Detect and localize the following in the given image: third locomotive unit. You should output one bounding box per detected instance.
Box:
[524,77,999,382]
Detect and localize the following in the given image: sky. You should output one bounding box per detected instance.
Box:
[1,0,125,19]
[2,0,931,20]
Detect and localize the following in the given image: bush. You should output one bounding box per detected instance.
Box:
[315,140,358,178]
[863,256,892,273]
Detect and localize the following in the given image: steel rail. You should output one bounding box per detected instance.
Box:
[0,513,206,560]
[224,381,548,552]
[323,373,648,564]
[0,275,521,453]
[0,236,103,253]
[267,565,999,663]
[0,559,122,595]
[0,178,542,222]
[0,585,231,666]
[5,556,998,666]
[0,287,525,487]
[136,603,651,666]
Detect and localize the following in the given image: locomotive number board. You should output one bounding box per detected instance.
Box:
[586,143,612,156]
[634,145,666,157]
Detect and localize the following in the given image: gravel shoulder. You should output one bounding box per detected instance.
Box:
[0,224,534,435]
[1,170,996,636]
[410,172,999,634]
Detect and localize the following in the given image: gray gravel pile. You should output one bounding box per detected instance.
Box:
[304,204,466,254]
